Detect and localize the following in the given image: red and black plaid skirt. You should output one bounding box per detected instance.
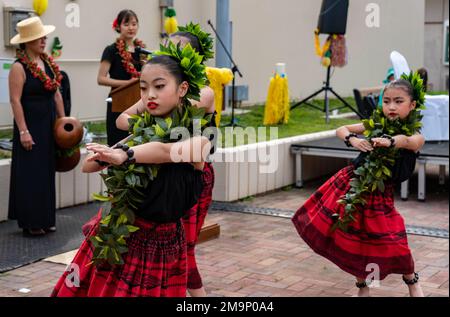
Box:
[51,211,187,297]
[292,165,414,281]
[182,162,215,289]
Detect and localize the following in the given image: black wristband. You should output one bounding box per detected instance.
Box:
[122,148,135,166]
[344,133,358,147]
[381,134,395,148]
[114,143,136,165]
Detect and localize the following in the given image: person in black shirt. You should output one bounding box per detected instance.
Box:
[97,9,147,146]
[51,45,212,297]
[8,17,65,236]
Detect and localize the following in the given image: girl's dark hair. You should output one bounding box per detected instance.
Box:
[417,67,428,92]
[144,55,187,85]
[115,10,139,34]
[170,31,203,56]
[384,79,415,100]
[19,43,26,50]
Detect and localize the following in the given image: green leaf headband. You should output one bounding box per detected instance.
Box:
[401,71,426,111]
[177,22,214,61]
[151,41,207,101]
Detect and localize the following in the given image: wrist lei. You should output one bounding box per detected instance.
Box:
[114,143,136,166]
[381,134,396,148]
[344,133,358,147]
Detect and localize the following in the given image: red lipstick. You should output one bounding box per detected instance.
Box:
[147,102,158,110]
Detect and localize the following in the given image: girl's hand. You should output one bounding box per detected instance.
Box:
[371,137,392,148]
[350,138,373,152]
[86,143,128,166]
[20,132,35,151]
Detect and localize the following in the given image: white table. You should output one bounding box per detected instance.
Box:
[422,95,449,141]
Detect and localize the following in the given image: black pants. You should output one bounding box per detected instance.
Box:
[106,101,129,147]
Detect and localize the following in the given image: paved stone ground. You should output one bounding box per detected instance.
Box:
[0,167,447,297]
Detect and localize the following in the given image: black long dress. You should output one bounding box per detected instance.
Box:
[8,60,57,230]
[101,43,142,146]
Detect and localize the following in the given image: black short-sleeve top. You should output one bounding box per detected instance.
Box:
[101,43,142,91]
[135,163,204,223]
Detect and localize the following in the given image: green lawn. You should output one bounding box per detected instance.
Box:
[218,97,359,147]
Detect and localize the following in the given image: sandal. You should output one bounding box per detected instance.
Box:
[403,272,419,285]
[23,228,46,236]
[45,226,57,233]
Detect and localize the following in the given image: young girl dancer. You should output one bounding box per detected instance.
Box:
[116,23,217,297]
[51,42,211,297]
[292,74,426,297]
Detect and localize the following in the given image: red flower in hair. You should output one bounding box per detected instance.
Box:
[112,18,119,30]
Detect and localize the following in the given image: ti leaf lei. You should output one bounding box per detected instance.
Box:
[332,72,426,232]
[91,43,210,266]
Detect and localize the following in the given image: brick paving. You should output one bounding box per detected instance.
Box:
[0,167,447,297]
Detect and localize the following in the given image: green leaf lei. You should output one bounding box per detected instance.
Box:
[90,43,210,266]
[177,22,215,62]
[332,72,426,232]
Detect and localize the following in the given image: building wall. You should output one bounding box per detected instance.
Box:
[0,0,425,128]
[424,0,449,91]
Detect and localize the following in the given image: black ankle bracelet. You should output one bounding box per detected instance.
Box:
[403,272,419,285]
[355,281,368,289]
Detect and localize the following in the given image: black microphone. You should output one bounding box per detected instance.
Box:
[136,47,152,55]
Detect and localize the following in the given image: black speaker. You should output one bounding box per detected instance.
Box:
[317,0,349,35]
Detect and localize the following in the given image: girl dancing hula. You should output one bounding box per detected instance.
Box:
[52,41,212,297]
[116,23,217,297]
[292,72,426,297]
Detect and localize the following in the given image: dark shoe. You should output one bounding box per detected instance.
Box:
[45,226,56,233]
[23,229,46,236]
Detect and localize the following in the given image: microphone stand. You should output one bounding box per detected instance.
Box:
[207,20,244,128]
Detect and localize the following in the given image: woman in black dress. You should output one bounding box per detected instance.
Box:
[8,17,65,236]
[97,9,147,146]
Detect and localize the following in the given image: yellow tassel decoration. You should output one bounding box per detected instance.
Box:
[314,29,331,58]
[205,67,234,127]
[264,74,290,126]
[33,0,48,16]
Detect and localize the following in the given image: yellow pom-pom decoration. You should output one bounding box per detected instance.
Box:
[164,8,178,35]
[205,67,234,127]
[33,0,48,16]
[321,57,331,67]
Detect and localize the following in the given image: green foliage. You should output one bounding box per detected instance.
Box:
[332,71,425,232]
[177,22,215,62]
[91,104,212,266]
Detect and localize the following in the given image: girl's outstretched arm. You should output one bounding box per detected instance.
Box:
[336,123,374,152]
[372,134,425,153]
[85,136,211,170]
[336,123,366,140]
